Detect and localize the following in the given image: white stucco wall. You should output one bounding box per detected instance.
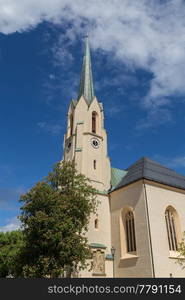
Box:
[110,180,153,278]
[145,180,185,278]
[78,193,113,278]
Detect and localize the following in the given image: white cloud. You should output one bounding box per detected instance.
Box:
[153,154,185,171]
[1,0,185,116]
[105,103,126,117]
[164,155,185,169]
[0,0,66,34]
[136,107,172,130]
[49,74,55,80]
[0,185,26,211]
[37,121,63,135]
[42,70,79,105]
[51,34,74,67]
[0,217,20,232]
[169,156,185,169]
[0,164,13,183]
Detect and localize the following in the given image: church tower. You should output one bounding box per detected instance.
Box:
[63,36,113,277]
[63,36,111,192]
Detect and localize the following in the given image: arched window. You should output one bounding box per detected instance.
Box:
[94,218,99,229]
[125,211,136,253]
[92,112,97,134]
[165,207,179,251]
[70,114,73,136]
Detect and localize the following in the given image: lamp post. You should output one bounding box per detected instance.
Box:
[111,246,116,278]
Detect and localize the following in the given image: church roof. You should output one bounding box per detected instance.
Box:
[112,157,185,191]
[77,35,95,105]
[111,167,127,190]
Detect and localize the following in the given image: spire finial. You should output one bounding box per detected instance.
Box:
[77,34,95,105]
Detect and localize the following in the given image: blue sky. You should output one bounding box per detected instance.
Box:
[1,0,185,231]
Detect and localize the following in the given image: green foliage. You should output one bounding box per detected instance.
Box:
[0,230,24,277]
[16,161,97,278]
[177,233,185,268]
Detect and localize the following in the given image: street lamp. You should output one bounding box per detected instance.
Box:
[111,246,116,278]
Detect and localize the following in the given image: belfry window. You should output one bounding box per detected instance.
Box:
[165,208,178,251]
[70,114,73,136]
[92,112,97,134]
[125,211,136,253]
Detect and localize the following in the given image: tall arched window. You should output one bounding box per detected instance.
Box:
[70,114,73,136]
[125,211,136,253]
[165,207,179,251]
[92,111,97,134]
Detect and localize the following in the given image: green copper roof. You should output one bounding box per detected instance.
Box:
[111,167,127,190]
[78,35,95,105]
[90,243,107,249]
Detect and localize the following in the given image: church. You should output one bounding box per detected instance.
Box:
[63,36,185,278]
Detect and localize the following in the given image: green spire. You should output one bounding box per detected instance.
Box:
[78,35,95,105]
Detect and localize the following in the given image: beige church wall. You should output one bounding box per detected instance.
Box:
[73,96,88,128]
[110,180,153,278]
[63,94,112,277]
[66,107,72,138]
[82,136,103,187]
[87,97,111,191]
[81,136,110,191]
[73,96,103,136]
[87,194,112,250]
[67,96,111,192]
[145,181,185,278]
[79,193,113,278]
[88,97,103,135]
[64,131,76,162]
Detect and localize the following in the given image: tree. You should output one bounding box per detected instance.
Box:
[16,161,97,278]
[0,230,24,277]
[177,233,185,269]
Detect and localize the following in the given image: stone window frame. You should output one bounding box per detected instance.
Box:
[165,205,181,255]
[125,211,137,253]
[120,206,137,259]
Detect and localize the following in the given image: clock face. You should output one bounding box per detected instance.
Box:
[91,138,100,149]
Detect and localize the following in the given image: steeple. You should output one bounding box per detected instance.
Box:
[78,35,95,105]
